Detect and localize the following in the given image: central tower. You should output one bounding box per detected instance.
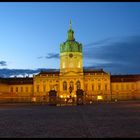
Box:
[60,20,83,75]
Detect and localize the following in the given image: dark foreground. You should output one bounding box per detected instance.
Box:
[0,101,140,138]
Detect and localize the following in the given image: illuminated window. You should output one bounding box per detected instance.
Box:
[85,84,88,91]
[21,87,23,92]
[62,62,65,68]
[26,87,28,92]
[63,81,67,91]
[132,84,134,90]
[76,81,81,89]
[78,62,80,68]
[98,84,101,90]
[50,85,53,90]
[16,87,18,92]
[126,84,129,90]
[121,84,124,90]
[70,81,74,90]
[10,87,13,92]
[105,84,107,90]
[116,84,118,90]
[31,87,33,92]
[92,84,94,91]
[56,84,58,91]
[37,85,39,92]
[43,85,46,92]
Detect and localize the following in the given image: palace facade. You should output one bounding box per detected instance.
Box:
[0,21,140,103]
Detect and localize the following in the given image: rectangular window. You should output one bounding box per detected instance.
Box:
[105,84,107,90]
[132,84,134,90]
[37,85,39,92]
[16,87,18,92]
[92,84,94,91]
[121,84,123,90]
[126,84,129,90]
[85,84,88,91]
[30,87,33,92]
[26,87,28,92]
[98,84,101,90]
[116,84,118,90]
[21,87,23,92]
[10,87,13,92]
[43,85,46,92]
[50,85,53,90]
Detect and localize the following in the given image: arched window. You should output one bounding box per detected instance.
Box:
[76,81,81,90]
[70,81,74,90]
[63,81,67,91]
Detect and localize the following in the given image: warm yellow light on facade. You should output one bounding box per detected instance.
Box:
[32,97,36,102]
[74,95,77,97]
[78,62,80,68]
[62,63,65,68]
[60,95,63,98]
[97,95,103,100]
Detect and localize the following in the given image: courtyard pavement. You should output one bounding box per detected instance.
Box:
[0,101,140,138]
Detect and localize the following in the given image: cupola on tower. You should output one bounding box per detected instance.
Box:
[60,20,83,75]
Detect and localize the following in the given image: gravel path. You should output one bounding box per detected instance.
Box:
[0,101,139,138]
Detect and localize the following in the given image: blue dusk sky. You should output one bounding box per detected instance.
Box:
[0,2,140,75]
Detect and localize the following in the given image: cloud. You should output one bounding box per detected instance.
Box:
[0,68,59,78]
[83,35,140,74]
[84,38,111,47]
[37,53,59,60]
[0,61,7,66]
[45,53,59,59]
[37,56,43,59]
[35,35,140,74]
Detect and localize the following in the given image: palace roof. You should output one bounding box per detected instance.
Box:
[0,77,33,85]
[111,74,140,82]
[83,68,108,74]
[36,70,60,76]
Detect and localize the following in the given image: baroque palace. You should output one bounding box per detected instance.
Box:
[0,21,140,104]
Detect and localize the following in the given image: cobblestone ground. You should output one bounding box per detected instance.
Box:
[0,101,140,138]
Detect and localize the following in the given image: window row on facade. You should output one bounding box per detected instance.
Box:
[112,83,136,91]
[10,86,33,93]
[85,84,108,91]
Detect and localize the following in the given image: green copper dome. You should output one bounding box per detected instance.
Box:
[60,20,82,53]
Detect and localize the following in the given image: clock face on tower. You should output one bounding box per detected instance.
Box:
[69,53,73,58]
